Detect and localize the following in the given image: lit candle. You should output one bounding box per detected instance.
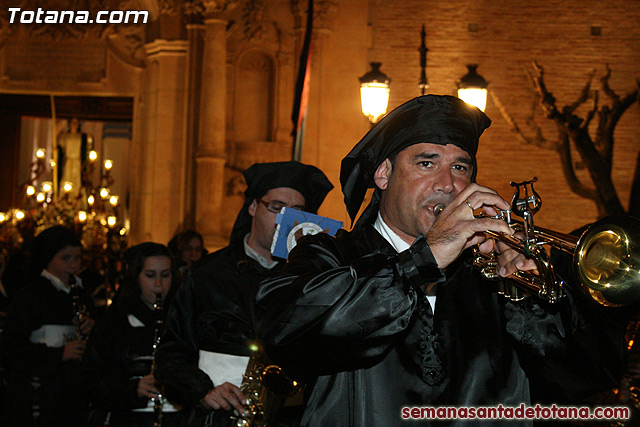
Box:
[26,185,36,196]
[15,210,25,221]
[109,195,119,206]
[119,227,127,236]
[36,148,46,159]
[42,181,53,193]
[78,211,87,222]
[107,216,117,227]
[0,212,6,222]
[89,150,98,162]
[63,181,73,193]
[36,193,46,203]
[88,195,95,206]
[50,160,56,168]
[104,159,113,170]
[100,188,109,199]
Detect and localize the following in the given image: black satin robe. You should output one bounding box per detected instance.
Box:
[2,276,95,427]
[82,296,187,426]
[253,226,626,426]
[154,241,283,426]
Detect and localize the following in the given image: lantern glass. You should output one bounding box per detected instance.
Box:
[457,87,488,112]
[360,83,390,123]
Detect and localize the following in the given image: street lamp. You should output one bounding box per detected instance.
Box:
[456,64,488,111]
[359,62,391,124]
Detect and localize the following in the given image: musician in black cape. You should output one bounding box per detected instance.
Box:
[253,95,628,426]
[82,242,186,426]
[2,225,95,427]
[154,161,333,427]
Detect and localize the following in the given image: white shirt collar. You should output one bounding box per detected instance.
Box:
[373,212,411,253]
[40,269,82,294]
[243,234,279,270]
[373,212,437,312]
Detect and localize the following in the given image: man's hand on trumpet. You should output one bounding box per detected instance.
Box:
[495,238,538,278]
[426,183,514,270]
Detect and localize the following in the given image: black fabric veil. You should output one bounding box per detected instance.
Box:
[229,161,333,244]
[340,94,491,228]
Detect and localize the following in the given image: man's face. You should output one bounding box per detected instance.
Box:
[248,187,306,253]
[375,143,473,243]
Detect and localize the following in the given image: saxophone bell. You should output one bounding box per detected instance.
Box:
[231,343,300,427]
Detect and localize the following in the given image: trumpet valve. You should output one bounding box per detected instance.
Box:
[473,251,500,280]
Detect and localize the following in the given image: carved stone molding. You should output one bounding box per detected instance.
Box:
[0,0,149,68]
[183,0,206,24]
[158,0,178,15]
[291,0,338,33]
[2,0,110,41]
[227,0,281,44]
[202,0,240,21]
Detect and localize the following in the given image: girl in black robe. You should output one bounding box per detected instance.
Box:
[82,242,187,427]
[2,225,95,427]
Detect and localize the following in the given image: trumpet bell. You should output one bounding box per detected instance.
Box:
[575,216,640,307]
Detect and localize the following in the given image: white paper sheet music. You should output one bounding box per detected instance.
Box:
[198,350,249,388]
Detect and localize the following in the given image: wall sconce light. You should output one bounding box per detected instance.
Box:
[456,64,488,111]
[359,62,391,124]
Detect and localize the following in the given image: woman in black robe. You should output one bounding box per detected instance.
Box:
[82,242,186,427]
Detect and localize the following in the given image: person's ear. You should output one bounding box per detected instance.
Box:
[248,199,258,217]
[373,159,392,190]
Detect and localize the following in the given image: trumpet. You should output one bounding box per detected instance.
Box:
[437,178,640,306]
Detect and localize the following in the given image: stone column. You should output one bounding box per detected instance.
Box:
[182,4,206,230]
[132,39,188,244]
[195,1,237,249]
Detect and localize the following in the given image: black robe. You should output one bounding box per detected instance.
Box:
[253,226,626,426]
[82,296,187,426]
[2,275,94,427]
[154,241,283,426]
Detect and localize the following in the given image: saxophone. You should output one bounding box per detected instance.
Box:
[150,293,165,427]
[230,343,300,427]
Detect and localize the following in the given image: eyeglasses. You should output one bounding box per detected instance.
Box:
[257,199,304,214]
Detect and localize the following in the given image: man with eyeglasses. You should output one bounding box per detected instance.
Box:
[155,161,333,427]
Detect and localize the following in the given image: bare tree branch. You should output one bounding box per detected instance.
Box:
[556,132,598,202]
[530,60,561,120]
[489,91,557,150]
[495,61,634,218]
[567,68,595,115]
[600,64,617,103]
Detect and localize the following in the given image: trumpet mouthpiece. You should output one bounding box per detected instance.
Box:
[434,203,446,217]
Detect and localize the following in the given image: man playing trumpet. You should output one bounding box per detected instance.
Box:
[253,95,628,426]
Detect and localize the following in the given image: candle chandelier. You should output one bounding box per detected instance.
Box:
[0,143,127,256]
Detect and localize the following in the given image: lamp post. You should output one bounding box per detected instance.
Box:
[359,62,391,125]
[456,64,488,111]
[418,25,429,95]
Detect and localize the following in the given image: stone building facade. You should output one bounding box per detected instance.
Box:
[0,0,638,249]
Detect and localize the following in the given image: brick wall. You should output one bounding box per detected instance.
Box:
[361,0,640,232]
